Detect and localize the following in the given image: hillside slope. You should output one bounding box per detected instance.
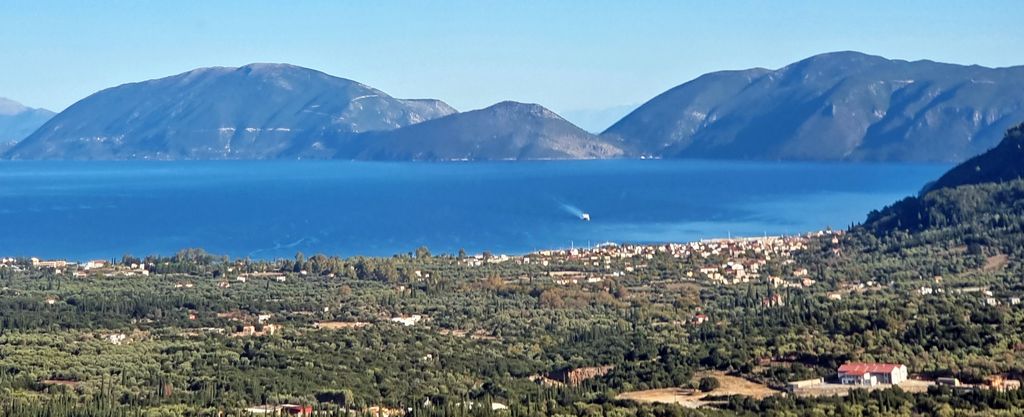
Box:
[340,101,625,161]
[605,52,1024,162]
[925,123,1024,191]
[863,123,1024,235]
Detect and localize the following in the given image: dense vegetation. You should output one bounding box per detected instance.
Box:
[926,122,1024,191]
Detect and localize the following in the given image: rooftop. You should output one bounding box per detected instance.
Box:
[838,363,903,375]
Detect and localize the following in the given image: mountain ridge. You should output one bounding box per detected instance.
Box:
[604,51,1024,162]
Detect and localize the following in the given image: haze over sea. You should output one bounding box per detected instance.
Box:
[0,160,948,260]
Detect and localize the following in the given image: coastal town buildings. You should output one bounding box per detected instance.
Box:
[457,230,841,290]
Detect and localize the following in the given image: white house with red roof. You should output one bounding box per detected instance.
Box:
[838,363,908,386]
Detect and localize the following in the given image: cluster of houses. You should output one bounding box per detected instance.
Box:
[454,231,838,290]
[244,405,314,415]
[208,310,283,337]
[459,253,514,267]
[548,270,608,285]
[684,236,815,286]
[0,257,152,277]
[244,401,510,417]
[238,271,289,282]
[913,285,1024,308]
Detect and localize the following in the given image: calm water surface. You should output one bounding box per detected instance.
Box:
[0,160,949,260]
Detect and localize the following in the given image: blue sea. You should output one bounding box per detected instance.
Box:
[0,160,949,260]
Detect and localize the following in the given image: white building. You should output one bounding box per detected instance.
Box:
[390,315,423,327]
[838,363,908,386]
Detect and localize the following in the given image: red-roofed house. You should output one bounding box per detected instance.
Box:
[838,363,908,386]
[280,405,313,415]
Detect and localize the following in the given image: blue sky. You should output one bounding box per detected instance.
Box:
[2,1,1022,130]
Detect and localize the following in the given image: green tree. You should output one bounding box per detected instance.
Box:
[698,376,720,392]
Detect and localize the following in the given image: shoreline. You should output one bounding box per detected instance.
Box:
[2,229,841,267]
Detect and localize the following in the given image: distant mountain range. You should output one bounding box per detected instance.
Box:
[0,98,54,153]
[604,51,1024,162]
[6,64,456,160]
[5,64,615,161]
[5,52,1024,161]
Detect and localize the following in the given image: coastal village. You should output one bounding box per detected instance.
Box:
[461,231,829,287]
[4,230,832,285]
